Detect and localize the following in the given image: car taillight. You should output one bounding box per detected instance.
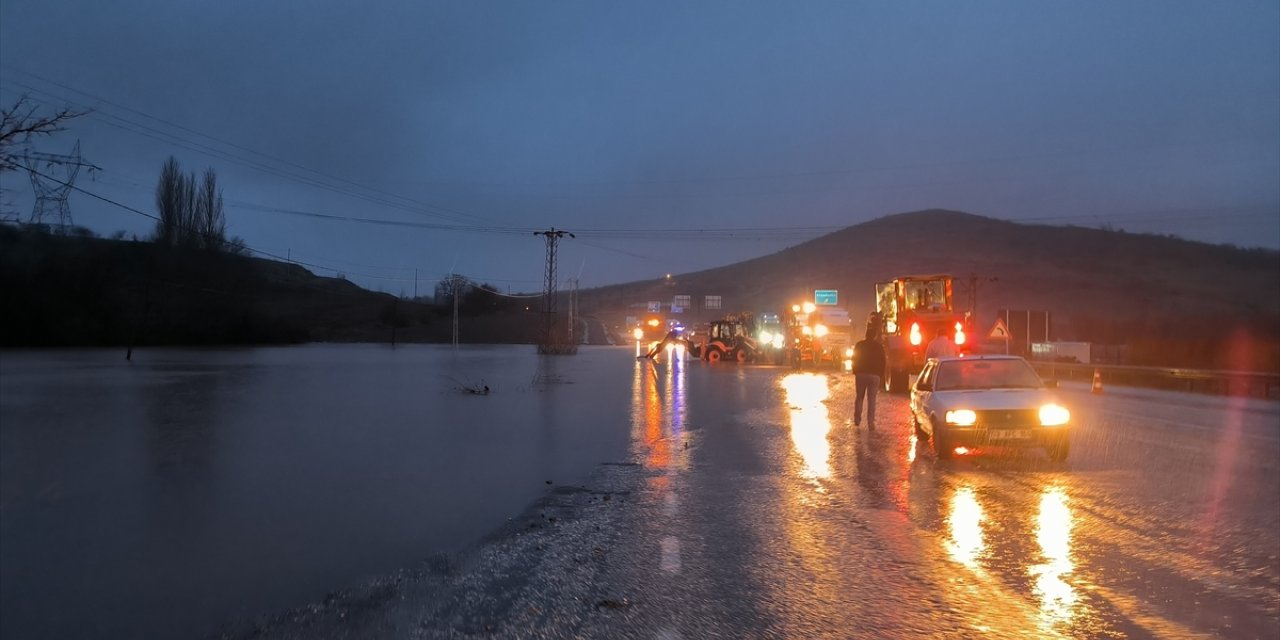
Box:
[954,321,966,346]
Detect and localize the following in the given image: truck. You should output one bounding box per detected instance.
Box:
[873,274,972,392]
[785,303,853,369]
[632,313,683,356]
[755,312,787,364]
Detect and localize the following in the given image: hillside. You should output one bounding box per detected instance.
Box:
[579,210,1280,370]
[0,225,551,348]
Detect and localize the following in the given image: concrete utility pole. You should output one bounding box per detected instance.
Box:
[534,228,574,351]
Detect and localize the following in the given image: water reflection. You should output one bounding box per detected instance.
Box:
[946,485,985,568]
[1030,487,1076,626]
[630,357,687,484]
[780,373,832,488]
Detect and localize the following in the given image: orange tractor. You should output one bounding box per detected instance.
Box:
[874,274,973,392]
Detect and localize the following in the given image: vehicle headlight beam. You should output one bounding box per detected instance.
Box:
[1039,404,1070,426]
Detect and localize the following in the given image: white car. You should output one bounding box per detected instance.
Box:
[910,355,1071,461]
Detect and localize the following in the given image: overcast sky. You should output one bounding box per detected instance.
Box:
[2,1,1277,292]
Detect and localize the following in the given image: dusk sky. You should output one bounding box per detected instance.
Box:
[2,1,1276,292]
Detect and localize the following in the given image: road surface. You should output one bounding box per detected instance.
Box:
[238,356,1280,639]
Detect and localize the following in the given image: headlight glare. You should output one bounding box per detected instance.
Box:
[945,409,977,426]
[1039,404,1070,426]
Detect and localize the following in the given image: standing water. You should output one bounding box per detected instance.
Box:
[0,344,635,639]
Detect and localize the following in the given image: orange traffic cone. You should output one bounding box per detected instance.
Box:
[1091,369,1104,395]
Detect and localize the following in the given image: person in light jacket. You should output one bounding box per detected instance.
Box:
[925,327,960,360]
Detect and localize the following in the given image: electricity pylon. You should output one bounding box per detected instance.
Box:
[534,228,575,353]
[22,140,98,228]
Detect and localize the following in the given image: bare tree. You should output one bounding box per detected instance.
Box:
[154,156,186,246]
[153,157,229,250]
[194,167,226,250]
[0,94,87,173]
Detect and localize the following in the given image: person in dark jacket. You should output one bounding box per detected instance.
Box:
[852,326,887,429]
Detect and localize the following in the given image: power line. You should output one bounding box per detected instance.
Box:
[1,75,490,226]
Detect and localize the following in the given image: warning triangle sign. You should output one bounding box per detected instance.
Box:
[989,318,1011,339]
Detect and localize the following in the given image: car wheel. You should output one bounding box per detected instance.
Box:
[888,370,910,394]
[706,346,724,362]
[1047,437,1070,462]
[913,414,929,441]
[932,423,952,459]
[734,349,748,363]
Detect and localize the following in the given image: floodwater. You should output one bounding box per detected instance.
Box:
[0,344,635,639]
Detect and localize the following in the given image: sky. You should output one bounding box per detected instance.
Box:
[1,1,1277,293]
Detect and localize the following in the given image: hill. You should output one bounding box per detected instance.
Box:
[579,210,1280,371]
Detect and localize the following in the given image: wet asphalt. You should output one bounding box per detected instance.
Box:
[227,355,1280,639]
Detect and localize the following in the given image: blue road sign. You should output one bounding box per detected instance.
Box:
[814,289,838,306]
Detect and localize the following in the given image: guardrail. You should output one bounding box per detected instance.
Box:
[1029,362,1280,400]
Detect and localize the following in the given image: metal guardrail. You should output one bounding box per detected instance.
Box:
[1029,362,1280,400]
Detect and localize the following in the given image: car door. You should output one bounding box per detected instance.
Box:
[911,361,936,426]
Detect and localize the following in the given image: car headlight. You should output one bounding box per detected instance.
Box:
[814,324,829,337]
[771,335,785,349]
[760,331,773,344]
[802,326,813,336]
[945,409,977,426]
[844,347,854,358]
[1039,404,1070,426]
[632,328,644,340]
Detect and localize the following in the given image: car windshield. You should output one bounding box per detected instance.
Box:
[934,359,1043,390]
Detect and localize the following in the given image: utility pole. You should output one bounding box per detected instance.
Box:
[534,228,575,353]
[450,273,462,348]
[964,273,998,322]
[567,277,579,345]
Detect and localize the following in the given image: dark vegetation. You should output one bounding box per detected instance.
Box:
[3,209,1277,371]
[0,224,545,348]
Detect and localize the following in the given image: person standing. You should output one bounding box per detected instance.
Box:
[925,326,960,359]
[852,327,887,429]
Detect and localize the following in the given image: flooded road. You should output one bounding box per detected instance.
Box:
[0,345,634,639]
[4,347,1278,638]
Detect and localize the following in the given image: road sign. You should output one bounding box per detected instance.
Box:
[647,301,661,312]
[989,317,1011,339]
[814,289,838,306]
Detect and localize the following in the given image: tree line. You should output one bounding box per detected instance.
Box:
[152,156,242,253]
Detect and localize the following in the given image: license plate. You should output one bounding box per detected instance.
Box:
[988,430,1031,441]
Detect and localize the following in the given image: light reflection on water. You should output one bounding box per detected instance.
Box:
[780,373,832,488]
[942,481,1080,630]
[1031,486,1077,626]
[946,485,985,568]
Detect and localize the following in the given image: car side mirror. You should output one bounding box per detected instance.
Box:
[1043,379,1059,389]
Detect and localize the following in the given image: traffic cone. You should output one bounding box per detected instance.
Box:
[1091,369,1103,395]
